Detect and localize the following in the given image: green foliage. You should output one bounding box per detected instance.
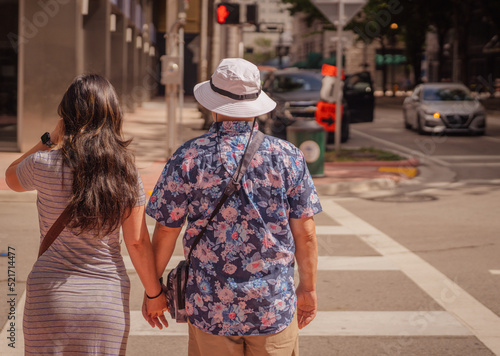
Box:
[280,0,335,29]
[325,147,404,162]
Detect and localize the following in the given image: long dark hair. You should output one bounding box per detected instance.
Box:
[58,74,138,236]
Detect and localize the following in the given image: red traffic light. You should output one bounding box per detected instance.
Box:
[216,3,240,24]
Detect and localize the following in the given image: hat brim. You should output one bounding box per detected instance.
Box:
[193,80,277,118]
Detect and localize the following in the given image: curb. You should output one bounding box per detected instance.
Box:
[324,158,420,167]
[315,177,398,196]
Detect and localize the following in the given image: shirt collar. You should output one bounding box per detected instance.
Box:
[209,120,258,134]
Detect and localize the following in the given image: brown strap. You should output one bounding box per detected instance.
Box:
[38,206,72,258]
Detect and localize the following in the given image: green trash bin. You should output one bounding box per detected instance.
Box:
[286,119,325,177]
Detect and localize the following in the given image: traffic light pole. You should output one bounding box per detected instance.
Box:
[334,0,343,154]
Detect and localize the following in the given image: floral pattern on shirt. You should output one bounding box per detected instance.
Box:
[146,121,322,336]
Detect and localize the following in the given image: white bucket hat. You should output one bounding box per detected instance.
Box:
[194,58,276,118]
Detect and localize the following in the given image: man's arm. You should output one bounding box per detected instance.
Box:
[290,216,318,329]
[142,221,182,328]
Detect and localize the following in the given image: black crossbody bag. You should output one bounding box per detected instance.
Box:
[164,130,265,323]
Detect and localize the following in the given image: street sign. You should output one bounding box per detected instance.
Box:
[310,0,367,153]
[311,0,367,25]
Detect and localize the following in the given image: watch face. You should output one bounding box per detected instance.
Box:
[41,132,53,146]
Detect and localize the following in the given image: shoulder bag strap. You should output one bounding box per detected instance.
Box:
[186,130,265,264]
[38,206,72,258]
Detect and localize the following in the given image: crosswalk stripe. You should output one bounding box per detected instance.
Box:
[315,225,354,235]
[128,311,471,337]
[320,198,500,355]
[122,255,399,272]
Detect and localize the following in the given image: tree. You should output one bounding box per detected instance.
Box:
[280,0,334,29]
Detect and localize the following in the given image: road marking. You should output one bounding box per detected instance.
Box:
[123,255,399,272]
[320,198,500,354]
[351,129,451,167]
[128,311,471,337]
[316,225,354,235]
[447,162,500,167]
[432,155,500,161]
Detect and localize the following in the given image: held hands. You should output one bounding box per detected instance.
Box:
[296,284,317,329]
[142,291,169,330]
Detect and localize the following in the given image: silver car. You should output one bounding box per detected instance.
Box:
[403,83,486,135]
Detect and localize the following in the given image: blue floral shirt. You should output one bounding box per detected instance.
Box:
[146,121,322,336]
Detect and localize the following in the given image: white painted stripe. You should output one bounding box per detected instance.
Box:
[432,155,500,161]
[448,162,500,167]
[128,311,471,337]
[490,270,500,275]
[316,225,354,235]
[320,199,500,354]
[351,129,451,167]
[0,291,26,355]
[317,256,398,270]
[130,310,188,336]
[123,255,398,272]
[123,255,184,272]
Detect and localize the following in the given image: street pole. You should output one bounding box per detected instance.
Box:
[200,0,209,82]
[334,0,344,154]
[178,10,185,123]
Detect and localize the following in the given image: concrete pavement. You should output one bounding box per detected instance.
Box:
[120,96,421,197]
[0,96,421,195]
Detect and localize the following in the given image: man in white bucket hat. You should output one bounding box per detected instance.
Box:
[145,58,322,355]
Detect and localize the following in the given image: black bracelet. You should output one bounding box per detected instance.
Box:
[146,277,164,299]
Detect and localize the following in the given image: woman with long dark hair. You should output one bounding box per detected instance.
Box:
[5,74,166,355]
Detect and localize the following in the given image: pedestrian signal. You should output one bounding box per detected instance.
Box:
[216,3,240,24]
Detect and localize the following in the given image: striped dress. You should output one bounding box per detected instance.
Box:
[17,150,145,355]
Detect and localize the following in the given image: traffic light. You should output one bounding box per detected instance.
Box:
[216,2,240,24]
[246,4,258,25]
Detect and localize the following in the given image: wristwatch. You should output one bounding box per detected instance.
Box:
[41,132,55,148]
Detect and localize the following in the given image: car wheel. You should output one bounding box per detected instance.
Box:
[417,114,425,135]
[403,110,412,130]
[341,113,350,143]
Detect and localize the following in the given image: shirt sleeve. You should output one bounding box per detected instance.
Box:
[16,153,37,191]
[136,174,146,207]
[287,152,323,219]
[145,157,189,228]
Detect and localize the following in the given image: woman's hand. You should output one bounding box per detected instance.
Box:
[50,118,64,146]
[142,292,169,329]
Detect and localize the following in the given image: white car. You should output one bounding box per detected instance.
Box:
[403,83,486,135]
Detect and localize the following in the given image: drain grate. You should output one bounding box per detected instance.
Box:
[368,194,438,203]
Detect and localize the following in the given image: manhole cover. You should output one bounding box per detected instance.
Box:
[368,194,438,203]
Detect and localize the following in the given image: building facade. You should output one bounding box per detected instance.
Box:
[1,0,159,152]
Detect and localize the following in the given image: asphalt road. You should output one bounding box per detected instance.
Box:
[346,105,500,183]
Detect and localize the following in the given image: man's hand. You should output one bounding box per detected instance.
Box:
[142,292,169,329]
[296,284,317,329]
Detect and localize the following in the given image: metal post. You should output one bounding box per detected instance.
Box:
[334,0,344,154]
[178,11,185,123]
[200,0,209,81]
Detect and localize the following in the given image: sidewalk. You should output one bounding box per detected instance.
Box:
[121,96,419,196]
[0,96,419,195]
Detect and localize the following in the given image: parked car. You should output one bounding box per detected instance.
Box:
[260,68,374,143]
[403,83,486,135]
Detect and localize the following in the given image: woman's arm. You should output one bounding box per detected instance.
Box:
[122,205,169,328]
[142,222,182,329]
[5,141,49,192]
[5,119,63,192]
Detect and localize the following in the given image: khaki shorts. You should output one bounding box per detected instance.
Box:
[188,313,299,356]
